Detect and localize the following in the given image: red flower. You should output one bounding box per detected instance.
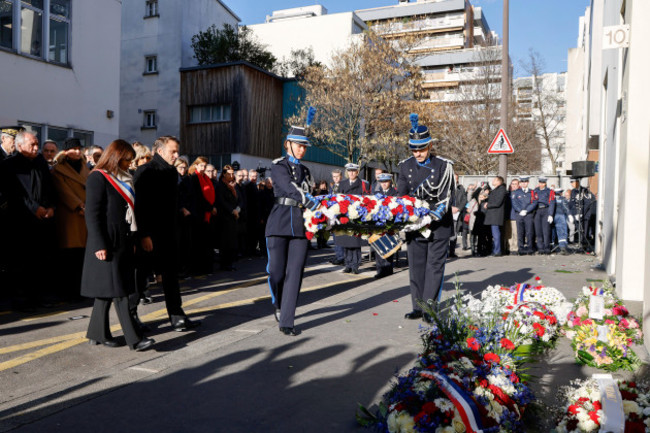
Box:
[582,319,593,326]
[535,276,541,281]
[500,338,515,350]
[620,390,638,401]
[533,311,546,320]
[628,381,637,388]
[592,401,602,411]
[466,337,480,351]
[588,411,600,423]
[532,323,545,337]
[484,353,500,364]
[479,379,489,388]
[422,402,437,414]
[414,412,426,423]
[568,404,580,415]
[624,421,646,433]
[305,232,314,240]
[320,199,328,206]
[340,216,349,224]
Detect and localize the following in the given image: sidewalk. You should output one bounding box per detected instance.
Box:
[1,249,648,432]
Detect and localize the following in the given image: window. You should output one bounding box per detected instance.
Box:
[188,105,231,124]
[72,129,93,147]
[21,0,43,57]
[47,125,68,145]
[143,110,156,129]
[19,122,94,147]
[145,0,158,18]
[144,55,157,73]
[49,0,69,63]
[0,1,12,49]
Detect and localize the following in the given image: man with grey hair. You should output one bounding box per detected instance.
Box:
[41,140,58,168]
[0,131,56,309]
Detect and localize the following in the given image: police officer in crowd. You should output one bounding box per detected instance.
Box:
[0,125,23,162]
[533,177,556,255]
[569,176,596,251]
[511,176,537,255]
[374,173,397,279]
[398,114,455,321]
[554,188,571,255]
[336,163,368,274]
[266,111,320,336]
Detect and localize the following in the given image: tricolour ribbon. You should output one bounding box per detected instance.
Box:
[421,371,484,433]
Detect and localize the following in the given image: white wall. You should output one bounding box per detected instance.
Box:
[0,0,120,146]
[120,0,238,145]
[248,12,366,69]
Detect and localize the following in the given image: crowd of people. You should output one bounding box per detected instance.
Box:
[0,121,597,343]
[449,174,597,258]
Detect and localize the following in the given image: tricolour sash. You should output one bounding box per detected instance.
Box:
[97,169,135,212]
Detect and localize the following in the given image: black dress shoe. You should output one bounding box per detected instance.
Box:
[140,296,153,305]
[132,337,155,352]
[342,267,351,273]
[422,313,434,324]
[273,308,281,322]
[404,310,423,320]
[89,338,122,348]
[172,317,202,332]
[351,268,359,274]
[279,327,301,336]
[329,259,344,265]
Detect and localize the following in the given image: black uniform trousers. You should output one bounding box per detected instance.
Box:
[533,207,551,253]
[406,236,448,311]
[516,214,535,254]
[129,236,185,323]
[87,297,141,347]
[344,247,361,271]
[375,253,393,274]
[266,236,308,328]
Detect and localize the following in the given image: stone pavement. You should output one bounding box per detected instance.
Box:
[0,246,647,432]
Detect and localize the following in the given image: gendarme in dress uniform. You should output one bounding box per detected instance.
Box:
[397,114,455,322]
[265,108,319,336]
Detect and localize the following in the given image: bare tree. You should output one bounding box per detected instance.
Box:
[519,49,565,174]
[290,30,422,170]
[431,47,540,174]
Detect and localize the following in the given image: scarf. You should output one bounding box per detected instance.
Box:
[98,169,137,232]
[197,172,215,222]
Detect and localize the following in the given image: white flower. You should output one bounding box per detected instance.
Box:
[577,418,598,432]
[451,415,467,432]
[434,398,454,412]
[623,400,641,415]
[387,411,415,433]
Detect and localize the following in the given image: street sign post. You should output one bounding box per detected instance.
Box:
[487,128,514,154]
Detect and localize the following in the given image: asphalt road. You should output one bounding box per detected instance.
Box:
[1,245,648,432]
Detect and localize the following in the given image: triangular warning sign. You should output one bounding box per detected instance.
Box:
[487,129,514,154]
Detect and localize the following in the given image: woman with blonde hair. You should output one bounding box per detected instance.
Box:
[81,139,154,351]
[130,142,152,171]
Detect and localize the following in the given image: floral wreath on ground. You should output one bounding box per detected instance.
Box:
[358,287,540,433]
[564,284,644,372]
[303,193,433,241]
[553,378,650,433]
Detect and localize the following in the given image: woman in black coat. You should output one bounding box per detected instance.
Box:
[80,140,154,352]
[215,165,239,271]
[335,164,368,273]
[186,156,217,275]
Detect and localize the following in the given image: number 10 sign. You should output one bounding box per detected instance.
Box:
[603,24,630,50]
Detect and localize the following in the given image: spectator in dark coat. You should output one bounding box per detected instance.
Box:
[245,169,261,255]
[80,139,154,351]
[133,136,200,332]
[215,166,239,271]
[484,176,507,256]
[449,173,467,257]
[186,156,217,275]
[0,131,56,309]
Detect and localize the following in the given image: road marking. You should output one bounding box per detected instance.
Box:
[128,366,160,373]
[0,273,369,372]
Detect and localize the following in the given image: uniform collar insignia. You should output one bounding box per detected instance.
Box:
[287,155,301,165]
[417,158,431,167]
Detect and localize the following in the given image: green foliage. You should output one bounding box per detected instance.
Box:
[191,24,276,72]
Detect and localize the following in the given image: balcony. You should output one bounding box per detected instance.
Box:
[409,34,466,53]
[373,15,465,38]
[422,67,499,87]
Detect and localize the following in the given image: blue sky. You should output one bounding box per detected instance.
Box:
[230,0,590,77]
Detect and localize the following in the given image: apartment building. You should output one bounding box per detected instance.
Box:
[119,0,239,144]
[0,0,121,146]
[514,73,567,174]
[565,0,650,351]
[246,5,367,72]
[355,0,501,104]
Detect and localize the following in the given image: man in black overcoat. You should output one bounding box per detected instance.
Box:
[484,176,507,256]
[397,114,455,322]
[0,131,56,309]
[133,136,200,332]
[374,173,397,279]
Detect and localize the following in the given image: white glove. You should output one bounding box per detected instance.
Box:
[519,210,527,216]
[547,216,553,224]
[568,215,574,223]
